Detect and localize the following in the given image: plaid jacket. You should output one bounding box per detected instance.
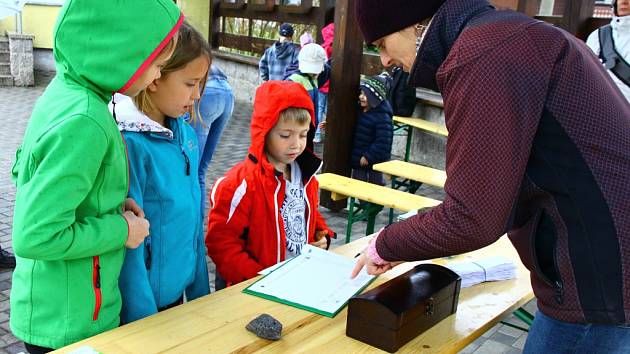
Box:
[259,41,299,81]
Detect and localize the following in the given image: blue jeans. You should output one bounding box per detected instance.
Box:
[315,92,327,141]
[191,79,234,212]
[524,311,630,353]
[192,79,234,292]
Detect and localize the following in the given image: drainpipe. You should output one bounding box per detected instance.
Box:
[14,11,22,34]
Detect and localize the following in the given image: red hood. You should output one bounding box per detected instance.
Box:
[321,23,335,58]
[249,81,316,163]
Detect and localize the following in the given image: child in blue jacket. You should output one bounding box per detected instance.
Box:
[111,22,211,324]
[351,75,394,185]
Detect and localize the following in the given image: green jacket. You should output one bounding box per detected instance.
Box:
[10,0,182,348]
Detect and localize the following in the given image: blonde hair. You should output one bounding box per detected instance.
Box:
[278,107,311,126]
[134,21,212,124]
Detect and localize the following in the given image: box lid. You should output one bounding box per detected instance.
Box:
[348,264,461,329]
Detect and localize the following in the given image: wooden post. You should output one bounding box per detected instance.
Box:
[320,0,363,211]
[209,0,221,49]
[517,0,542,17]
[562,0,595,39]
[490,0,541,17]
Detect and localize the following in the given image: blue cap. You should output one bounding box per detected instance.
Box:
[279,23,294,37]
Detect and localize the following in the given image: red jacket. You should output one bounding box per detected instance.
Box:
[319,23,334,95]
[206,81,333,285]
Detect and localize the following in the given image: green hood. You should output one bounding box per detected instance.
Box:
[10,0,183,349]
[54,0,183,100]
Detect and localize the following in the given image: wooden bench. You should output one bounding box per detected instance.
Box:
[373,160,447,223]
[393,116,448,161]
[317,173,441,242]
[373,159,447,189]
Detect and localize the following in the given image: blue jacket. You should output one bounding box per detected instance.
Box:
[112,95,210,324]
[351,100,394,169]
[259,41,300,81]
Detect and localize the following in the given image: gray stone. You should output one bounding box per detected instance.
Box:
[7,33,34,87]
[245,314,283,341]
[498,323,527,338]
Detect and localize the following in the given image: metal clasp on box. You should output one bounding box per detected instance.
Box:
[425,297,434,316]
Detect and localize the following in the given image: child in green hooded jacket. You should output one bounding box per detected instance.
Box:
[9,0,183,351]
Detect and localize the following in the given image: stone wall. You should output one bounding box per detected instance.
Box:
[8,32,34,86]
[392,90,446,170]
[212,52,261,104]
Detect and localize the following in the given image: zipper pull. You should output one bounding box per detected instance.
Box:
[95,264,101,288]
[554,281,564,305]
[182,151,190,176]
[145,241,152,270]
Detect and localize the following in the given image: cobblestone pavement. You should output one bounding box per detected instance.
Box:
[0,72,535,353]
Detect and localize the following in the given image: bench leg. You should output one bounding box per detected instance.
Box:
[500,307,534,332]
[365,203,383,236]
[389,177,396,224]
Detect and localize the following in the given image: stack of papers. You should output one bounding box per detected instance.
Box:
[446,256,517,288]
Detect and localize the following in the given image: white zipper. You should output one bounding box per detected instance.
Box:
[303,160,322,241]
[274,176,282,263]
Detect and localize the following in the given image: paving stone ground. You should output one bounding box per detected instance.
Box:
[0,71,535,353]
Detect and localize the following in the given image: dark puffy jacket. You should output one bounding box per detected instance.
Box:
[388,66,417,117]
[350,100,394,169]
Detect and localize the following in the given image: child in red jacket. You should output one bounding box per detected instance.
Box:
[206,81,334,285]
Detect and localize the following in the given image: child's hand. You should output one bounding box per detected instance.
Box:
[123,211,150,249]
[360,156,369,167]
[310,230,329,249]
[124,198,145,217]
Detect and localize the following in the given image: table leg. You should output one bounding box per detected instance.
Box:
[346,197,356,243]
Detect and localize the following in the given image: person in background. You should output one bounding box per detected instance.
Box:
[300,32,314,48]
[259,23,299,82]
[351,75,394,186]
[190,64,234,291]
[287,43,328,142]
[381,66,417,117]
[315,23,335,143]
[586,0,630,103]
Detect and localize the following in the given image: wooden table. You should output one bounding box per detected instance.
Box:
[54,237,534,354]
[393,117,448,162]
[316,173,441,241]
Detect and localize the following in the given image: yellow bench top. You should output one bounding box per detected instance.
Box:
[394,116,448,136]
[373,160,447,188]
[316,173,441,212]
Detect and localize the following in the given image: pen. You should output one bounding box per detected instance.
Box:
[354,252,361,258]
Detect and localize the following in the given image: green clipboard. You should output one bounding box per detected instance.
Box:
[242,245,376,318]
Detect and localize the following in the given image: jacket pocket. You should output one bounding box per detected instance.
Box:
[92,256,102,320]
[530,209,564,305]
[11,146,22,183]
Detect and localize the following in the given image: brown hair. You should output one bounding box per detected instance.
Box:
[134,21,212,124]
[278,107,311,126]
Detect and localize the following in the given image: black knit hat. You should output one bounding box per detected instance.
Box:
[360,75,389,109]
[355,0,446,43]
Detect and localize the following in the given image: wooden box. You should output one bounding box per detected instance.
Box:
[346,264,462,353]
